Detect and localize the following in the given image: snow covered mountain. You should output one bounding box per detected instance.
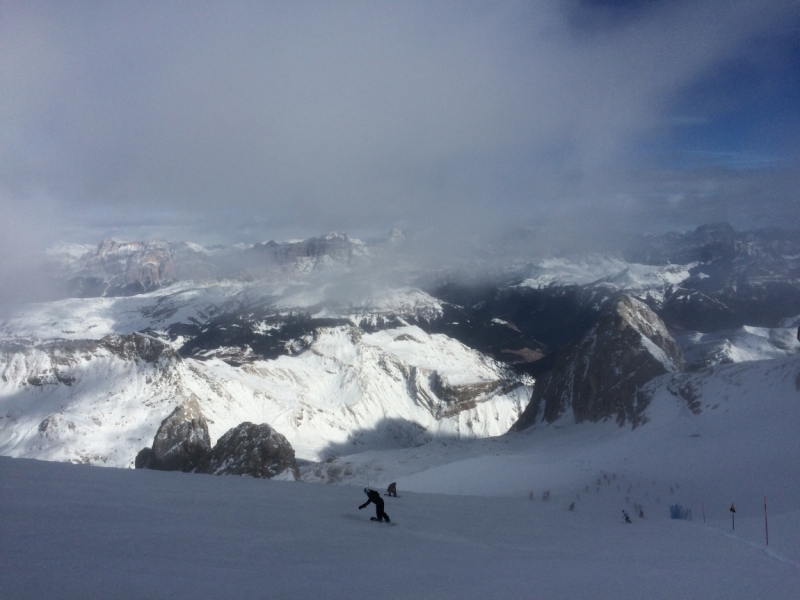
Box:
[0,323,530,467]
[1,223,799,476]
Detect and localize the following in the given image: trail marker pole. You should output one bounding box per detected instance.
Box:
[730,503,736,531]
[702,503,705,523]
[764,496,769,546]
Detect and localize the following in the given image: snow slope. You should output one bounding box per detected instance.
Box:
[1,439,797,599]
[0,280,251,340]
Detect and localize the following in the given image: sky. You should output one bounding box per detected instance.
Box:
[1,0,799,255]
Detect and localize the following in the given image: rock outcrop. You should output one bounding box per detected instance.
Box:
[141,398,212,472]
[136,403,299,479]
[513,294,683,430]
[195,422,299,480]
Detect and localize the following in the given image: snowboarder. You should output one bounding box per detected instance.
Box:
[385,482,397,497]
[622,510,632,524]
[359,488,391,523]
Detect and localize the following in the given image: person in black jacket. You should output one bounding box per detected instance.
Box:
[385,482,397,497]
[359,488,390,522]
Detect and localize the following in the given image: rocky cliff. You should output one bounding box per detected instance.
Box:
[137,402,299,480]
[513,294,683,430]
[195,422,299,479]
[137,398,212,472]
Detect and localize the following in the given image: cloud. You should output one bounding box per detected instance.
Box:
[1,0,798,252]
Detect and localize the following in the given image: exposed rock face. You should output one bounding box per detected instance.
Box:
[195,422,299,480]
[68,239,178,297]
[136,402,299,479]
[99,333,169,363]
[148,399,212,472]
[134,447,156,469]
[513,294,683,430]
[60,239,222,298]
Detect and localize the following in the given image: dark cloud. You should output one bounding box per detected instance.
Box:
[1,0,798,254]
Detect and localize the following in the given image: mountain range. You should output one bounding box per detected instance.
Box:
[1,223,799,478]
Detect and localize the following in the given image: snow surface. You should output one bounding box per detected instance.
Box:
[2,355,799,599]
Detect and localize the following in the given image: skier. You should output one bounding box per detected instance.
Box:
[359,488,391,523]
[622,510,632,524]
[385,482,397,497]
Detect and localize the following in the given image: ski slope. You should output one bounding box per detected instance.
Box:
[1,456,797,599]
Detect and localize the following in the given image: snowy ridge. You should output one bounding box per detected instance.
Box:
[0,280,443,342]
[0,280,251,340]
[518,255,693,291]
[0,326,531,466]
[678,325,800,369]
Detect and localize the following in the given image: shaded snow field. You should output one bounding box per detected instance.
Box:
[2,355,799,599]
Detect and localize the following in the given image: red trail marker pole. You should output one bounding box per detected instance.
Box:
[764,496,769,546]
